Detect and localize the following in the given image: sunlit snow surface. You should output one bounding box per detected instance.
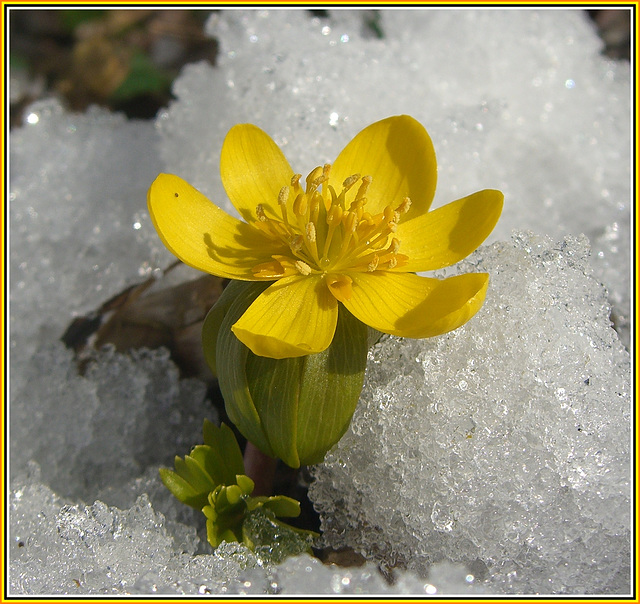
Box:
[9,9,631,595]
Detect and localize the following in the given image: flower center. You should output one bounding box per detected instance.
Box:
[250,164,410,300]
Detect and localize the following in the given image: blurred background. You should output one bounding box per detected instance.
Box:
[9,8,631,128]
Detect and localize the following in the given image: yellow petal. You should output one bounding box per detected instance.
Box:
[342,272,489,338]
[148,174,286,280]
[232,275,338,358]
[220,124,294,222]
[398,189,504,272]
[330,115,437,217]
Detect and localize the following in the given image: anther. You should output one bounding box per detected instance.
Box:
[293,194,308,216]
[295,260,312,275]
[256,204,268,222]
[306,166,324,191]
[278,187,289,205]
[368,254,380,272]
[306,222,317,243]
[313,169,329,188]
[395,197,412,214]
[290,234,304,252]
[389,238,401,254]
[383,206,395,222]
[342,174,360,190]
[355,175,372,201]
[343,211,358,233]
[388,256,398,269]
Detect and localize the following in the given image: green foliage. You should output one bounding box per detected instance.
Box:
[159,420,242,510]
[110,50,171,101]
[203,281,369,468]
[160,420,317,553]
[59,10,105,32]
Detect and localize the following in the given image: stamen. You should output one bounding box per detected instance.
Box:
[395,197,411,214]
[355,175,372,201]
[342,174,360,190]
[256,204,268,222]
[337,211,358,259]
[278,187,290,225]
[360,211,374,225]
[306,166,324,191]
[310,191,322,223]
[278,187,289,206]
[348,198,366,219]
[293,194,308,216]
[295,260,312,275]
[252,258,285,278]
[306,222,317,243]
[343,211,358,233]
[252,164,410,283]
[320,164,332,205]
[312,173,328,189]
[383,206,395,222]
[326,204,343,225]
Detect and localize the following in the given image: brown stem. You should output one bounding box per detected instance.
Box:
[243,441,277,496]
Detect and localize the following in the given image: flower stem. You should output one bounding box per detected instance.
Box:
[243,441,277,496]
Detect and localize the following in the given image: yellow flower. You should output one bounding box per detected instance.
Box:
[148,115,503,359]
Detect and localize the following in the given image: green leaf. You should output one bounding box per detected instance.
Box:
[261,495,301,518]
[159,467,208,510]
[59,9,105,32]
[236,474,255,495]
[160,420,249,510]
[225,484,243,506]
[172,455,190,482]
[200,421,245,484]
[182,454,216,493]
[161,417,314,559]
[110,50,170,101]
[188,445,225,487]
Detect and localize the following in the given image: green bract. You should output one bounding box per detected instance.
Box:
[202,280,369,468]
[160,421,316,551]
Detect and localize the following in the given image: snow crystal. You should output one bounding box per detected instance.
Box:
[8,8,631,596]
[309,232,631,594]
